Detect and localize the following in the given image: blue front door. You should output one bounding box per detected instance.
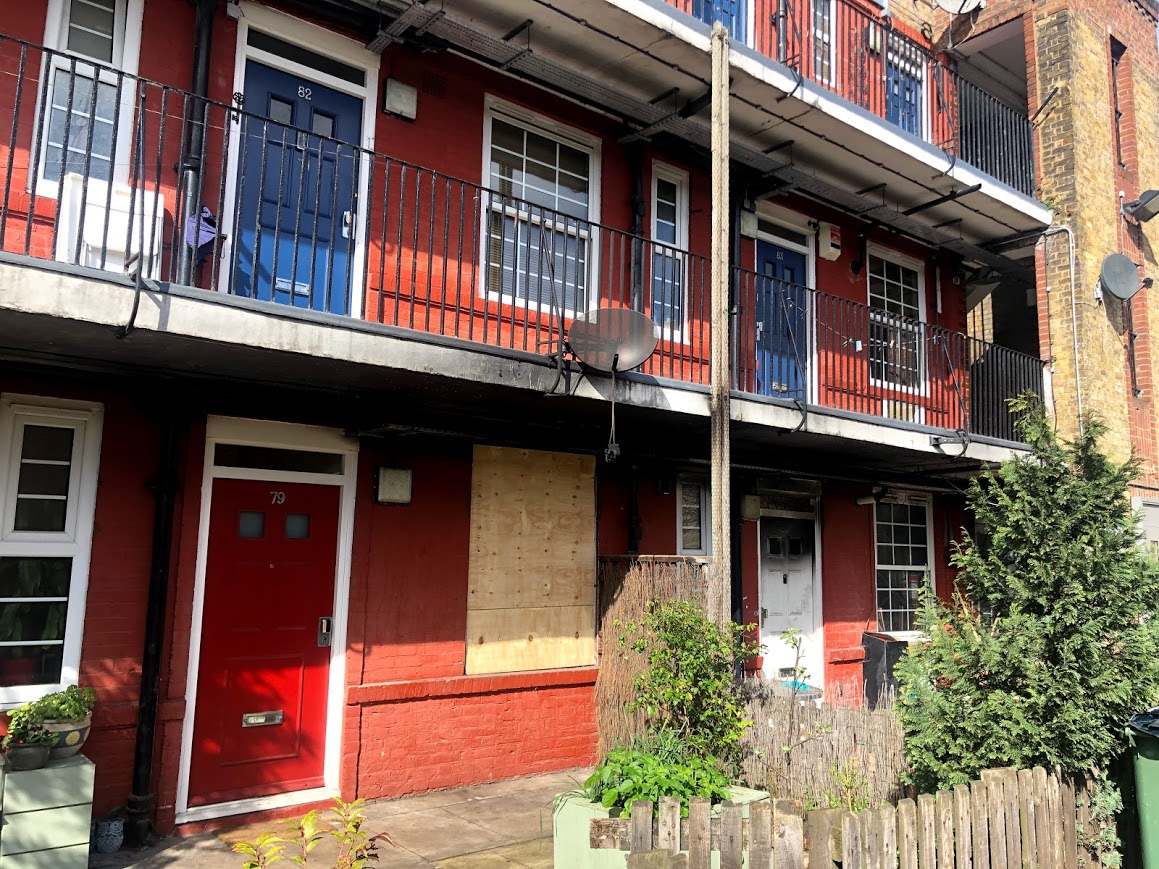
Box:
[694,0,747,42]
[755,240,806,399]
[233,62,363,315]
[886,60,922,137]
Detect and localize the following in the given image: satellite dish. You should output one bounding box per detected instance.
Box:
[568,307,659,373]
[1100,253,1141,301]
[934,0,984,13]
[567,307,659,464]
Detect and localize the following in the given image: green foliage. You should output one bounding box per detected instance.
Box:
[582,747,731,817]
[824,758,871,813]
[1081,770,1123,869]
[622,599,760,769]
[9,685,97,731]
[896,397,1159,794]
[232,799,394,868]
[2,721,54,749]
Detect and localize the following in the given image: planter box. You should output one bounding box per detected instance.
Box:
[553,786,769,869]
[0,754,94,868]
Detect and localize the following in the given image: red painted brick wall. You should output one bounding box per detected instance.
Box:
[341,442,597,802]
[820,483,959,704]
[0,376,160,817]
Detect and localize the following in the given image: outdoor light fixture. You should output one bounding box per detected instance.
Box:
[1124,190,1159,223]
[855,487,889,506]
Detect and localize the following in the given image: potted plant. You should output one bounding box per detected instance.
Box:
[12,685,97,760]
[3,720,55,771]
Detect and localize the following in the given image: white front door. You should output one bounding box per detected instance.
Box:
[759,517,821,687]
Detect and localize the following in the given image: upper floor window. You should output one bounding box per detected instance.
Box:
[812,0,833,83]
[651,163,689,341]
[484,105,598,316]
[868,253,924,390]
[39,0,141,195]
[0,396,103,704]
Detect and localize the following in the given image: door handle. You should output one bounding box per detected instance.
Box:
[760,607,768,625]
[318,617,333,648]
[783,573,789,584]
[342,210,354,240]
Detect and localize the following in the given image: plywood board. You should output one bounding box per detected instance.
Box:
[465,605,596,674]
[468,446,596,610]
[466,446,596,674]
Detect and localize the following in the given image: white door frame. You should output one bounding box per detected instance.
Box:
[175,416,359,824]
[217,1,379,318]
[758,509,824,693]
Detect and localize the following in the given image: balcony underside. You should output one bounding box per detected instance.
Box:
[0,256,1021,480]
[418,0,1050,272]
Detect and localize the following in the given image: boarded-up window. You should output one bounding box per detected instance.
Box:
[465,445,596,675]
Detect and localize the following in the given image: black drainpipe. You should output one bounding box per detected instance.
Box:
[176,0,215,286]
[629,145,645,310]
[125,412,182,846]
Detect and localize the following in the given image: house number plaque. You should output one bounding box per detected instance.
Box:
[241,710,284,728]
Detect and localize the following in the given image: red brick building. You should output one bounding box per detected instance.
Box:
[0,0,1049,839]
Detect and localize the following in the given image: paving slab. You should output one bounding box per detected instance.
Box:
[87,769,588,868]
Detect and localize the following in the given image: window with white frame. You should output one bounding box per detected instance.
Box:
[874,498,931,634]
[812,0,833,83]
[651,164,689,340]
[485,111,595,315]
[40,0,138,193]
[678,478,711,556]
[867,253,924,390]
[0,397,102,702]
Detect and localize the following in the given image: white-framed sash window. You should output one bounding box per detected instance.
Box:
[677,477,711,556]
[482,101,600,317]
[651,162,689,341]
[0,396,103,705]
[38,0,144,197]
[874,496,932,636]
[867,252,925,391]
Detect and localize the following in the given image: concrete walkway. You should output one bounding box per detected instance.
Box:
[90,770,590,868]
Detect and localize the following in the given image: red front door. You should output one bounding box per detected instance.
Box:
[188,478,340,807]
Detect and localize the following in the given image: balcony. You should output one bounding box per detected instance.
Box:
[660,0,1035,195]
[0,36,1042,448]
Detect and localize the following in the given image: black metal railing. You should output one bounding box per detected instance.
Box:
[0,36,712,384]
[0,35,1041,443]
[733,267,1045,441]
[672,0,1036,196]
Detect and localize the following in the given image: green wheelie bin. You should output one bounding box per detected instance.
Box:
[1129,709,1159,869]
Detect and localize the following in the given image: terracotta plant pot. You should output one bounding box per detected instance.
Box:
[5,742,51,771]
[42,712,92,760]
[743,655,764,676]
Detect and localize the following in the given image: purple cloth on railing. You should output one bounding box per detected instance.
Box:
[185,207,221,267]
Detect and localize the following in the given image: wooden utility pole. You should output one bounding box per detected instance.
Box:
[709,22,731,628]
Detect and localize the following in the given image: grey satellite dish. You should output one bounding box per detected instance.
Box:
[1100,253,1141,301]
[567,307,659,463]
[568,307,659,373]
[934,0,984,12]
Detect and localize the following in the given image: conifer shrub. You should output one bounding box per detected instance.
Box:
[896,397,1159,793]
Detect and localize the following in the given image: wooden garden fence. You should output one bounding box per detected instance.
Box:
[589,765,1088,868]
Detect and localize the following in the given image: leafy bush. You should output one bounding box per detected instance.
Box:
[232,799,393,868]
[3,721,54,749]
[582,747,730,817]
[9,685,96,729]
[896,398,1159,793]
[622,599,759,769]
